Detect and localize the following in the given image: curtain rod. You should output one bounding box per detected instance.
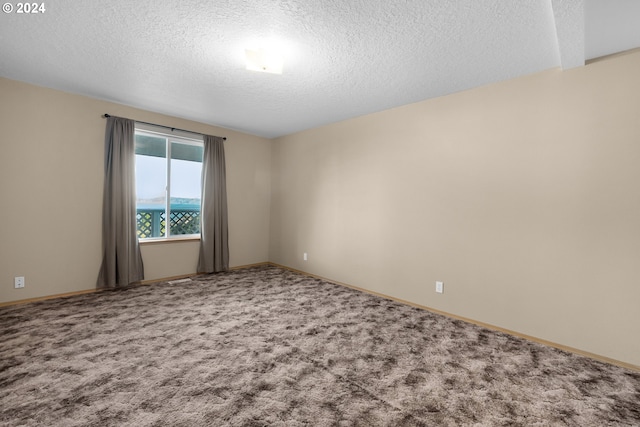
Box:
[102,114,226,140]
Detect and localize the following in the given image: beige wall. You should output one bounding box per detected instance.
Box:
[0,78,271,303]
[270,50,640,367]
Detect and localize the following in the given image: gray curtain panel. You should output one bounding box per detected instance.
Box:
[96,116,144,287]
[198,135,229,273]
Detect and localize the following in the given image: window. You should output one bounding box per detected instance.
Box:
[134,127,203,240]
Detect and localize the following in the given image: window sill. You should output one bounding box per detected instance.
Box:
[139,236,201,246]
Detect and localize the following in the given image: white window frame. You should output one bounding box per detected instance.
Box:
[134,124,204,241]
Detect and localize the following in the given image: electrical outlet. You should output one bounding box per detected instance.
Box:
[435,281,443,294]
[303,252,308,261]
[14,276,25,289]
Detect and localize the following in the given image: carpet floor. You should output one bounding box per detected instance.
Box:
[1,265,639,426]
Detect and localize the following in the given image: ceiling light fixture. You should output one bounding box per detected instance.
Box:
[245,47,284,74]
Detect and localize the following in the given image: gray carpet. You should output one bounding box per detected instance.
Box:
[1,265,639,426]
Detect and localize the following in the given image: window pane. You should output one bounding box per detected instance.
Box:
[135,134,167,158]
[171,142,203,162]
[169,141,202,236]
[135,135,167,239]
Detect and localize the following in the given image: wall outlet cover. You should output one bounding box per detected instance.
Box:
[14,276,25,289]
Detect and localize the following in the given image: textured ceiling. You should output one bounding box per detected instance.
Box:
[1,0,639,138]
